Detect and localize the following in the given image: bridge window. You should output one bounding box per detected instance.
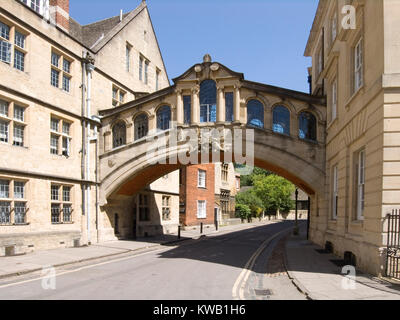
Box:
[134,114,148,140]
[225,92,234,122]
[273,105,290,135]
[200,80,217,123]
[157,105,171,131]
[183,95,191,124]
[247,99,264,128]
[112,121,126,148]
[299,112,317,141]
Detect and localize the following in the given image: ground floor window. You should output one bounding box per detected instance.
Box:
[0,179,27,225]
[51,184,73,224]
[197,200,206,219]
[162,196,171,221]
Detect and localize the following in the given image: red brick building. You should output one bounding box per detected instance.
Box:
[179,164,215,227]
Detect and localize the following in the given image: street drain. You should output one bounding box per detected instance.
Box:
[254,289,272,296]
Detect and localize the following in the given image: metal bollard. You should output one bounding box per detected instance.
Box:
[200,222,203,234]
[178,225,181,239]
[215,220,218,231]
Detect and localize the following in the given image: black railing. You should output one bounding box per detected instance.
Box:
[386,210,400,280]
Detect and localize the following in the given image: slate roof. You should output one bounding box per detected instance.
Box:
[68,1,146,52]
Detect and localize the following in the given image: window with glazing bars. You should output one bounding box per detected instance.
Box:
[183,95,191,124]
[0,201,11,224]
[0,180,9,198]
[14,202,26,224]
[51,204,61,223]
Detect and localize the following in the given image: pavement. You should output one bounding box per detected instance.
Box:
[2,219,400,300]
[0,219,278,280]
[285,224,400,300]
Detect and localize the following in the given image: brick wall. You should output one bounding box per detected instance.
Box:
[50,0,70,32]
[181,164,215,226]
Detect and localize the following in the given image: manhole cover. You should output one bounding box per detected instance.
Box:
[254,289,272,296]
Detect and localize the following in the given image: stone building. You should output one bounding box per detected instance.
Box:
[0,0,169,254]
[214,163,240,225]
[305,0,400,275]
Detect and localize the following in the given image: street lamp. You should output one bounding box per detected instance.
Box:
[293,188,299,235]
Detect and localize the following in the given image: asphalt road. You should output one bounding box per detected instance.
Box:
[0,221,306,300]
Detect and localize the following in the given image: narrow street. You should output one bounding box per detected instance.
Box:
[0,221,305,300]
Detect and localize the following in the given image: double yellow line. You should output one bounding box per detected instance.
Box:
[232,226,293,300]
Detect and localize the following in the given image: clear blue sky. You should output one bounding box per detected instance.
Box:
[70,0,318,93]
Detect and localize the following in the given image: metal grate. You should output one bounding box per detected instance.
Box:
[386,210,400,280]
[254,289,272,296]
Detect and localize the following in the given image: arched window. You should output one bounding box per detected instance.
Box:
[200,80,217,123]
[273,105,290,135]
[112,121,126,149]
[134,113,148,140]
[299,112,317,141]
[157,105,171,131]
[247,99,264,128]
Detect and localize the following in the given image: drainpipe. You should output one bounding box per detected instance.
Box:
[81,52,86,244]
[85,53,95,245]
[90,116,101,243]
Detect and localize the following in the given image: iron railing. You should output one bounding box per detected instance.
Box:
[386,210,400,280]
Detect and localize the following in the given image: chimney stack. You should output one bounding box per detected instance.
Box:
[50,0,70,32]
[120,9,123,22]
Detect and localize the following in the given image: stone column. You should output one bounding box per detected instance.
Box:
[126,122,133,144]
[217,85,225,123]
[175,89,183,125]
[104,131,111,152]
[191,85,200,124]
[234,85,241,124]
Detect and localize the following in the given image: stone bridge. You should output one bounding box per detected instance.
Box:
[96,55,326,240]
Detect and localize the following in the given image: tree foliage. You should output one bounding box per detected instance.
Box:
[252,174,295,214]
[235,204,251,221]
[235,190,264,216]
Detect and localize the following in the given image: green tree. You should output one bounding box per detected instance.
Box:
[235,190,264,217]
[252,174,295,215]
[235,204,251,222]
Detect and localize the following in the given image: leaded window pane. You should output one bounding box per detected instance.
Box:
[183,95,191,124]
[50,118,59,132]
[14,49,25,71]
[134,114,148,140]
[225,92,234,122]
[0,180,9,198]
[299,112,317,141]
[51,52,59,67]
[0,22,10,40]
[62,137,70,156]
[0,120,9,143]
[247,100,264,128]
[0,201,11,224]
[50,134,58,154]
[14,105,24,121]
[62,122,70,135]
[14,202,26,224]
[0,40,11,64]
[51,185,59,201]
[112,122,126,148]
[51,69,59,87]
[63,59,70,73]
[14,181,24,199]
[273,105,290,135]
[14,31,25,49]
[156,105,171,131]
[63,186,71,202]
[63,204,72,222]
[13,124,24,146]
[0,99,9,117]
[200,80,217,123]
[62,75,70,92]
[51,204,61,223]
